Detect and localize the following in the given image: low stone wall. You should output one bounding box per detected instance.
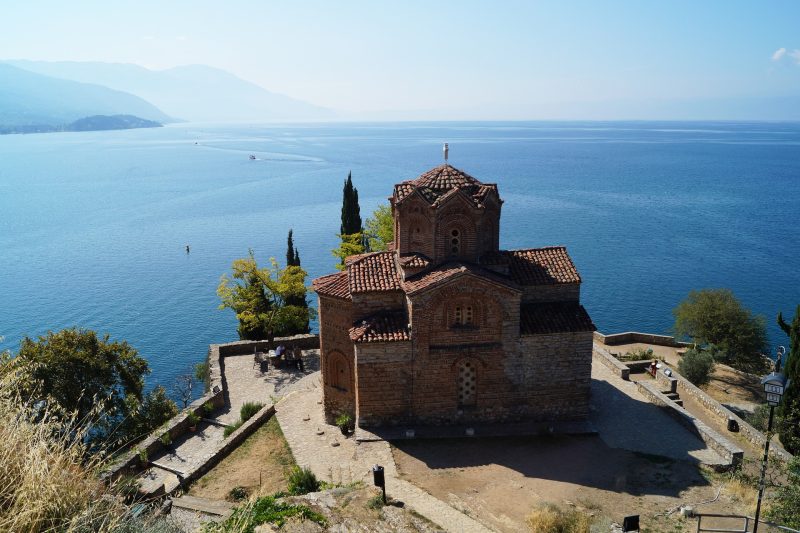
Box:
[104,388,225,480]
[592,346,630,380]
[660,369,793,463]
[636,380,743,469]
[181,404,276,488]
[213,334,320,358]
[594,331,691,348]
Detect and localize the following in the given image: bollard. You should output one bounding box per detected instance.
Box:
[372,464,386,504]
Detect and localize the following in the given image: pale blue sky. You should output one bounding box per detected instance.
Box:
[3,1,799,119]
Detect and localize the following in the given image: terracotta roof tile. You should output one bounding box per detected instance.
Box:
[349,251,402,294]
[520,302,595,335]
[312,272,351,300]
[501,247,581,285]
[404,262,518,295]
[393,164,498,207]
[398,253,431,269]
[350,311,410,343]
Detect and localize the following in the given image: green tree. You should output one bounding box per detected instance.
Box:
[332,232,366,271]
[218,250,315,341]
[678,346,717,386]
[333,172,367,267]
[766,456,800,529]
[673,289,769,373]
[340,171,362,236]
[121,385,178,444]
[777,306,800,454]
[285,230,309,332]
[364,203,394,252]
[4,328,176,446]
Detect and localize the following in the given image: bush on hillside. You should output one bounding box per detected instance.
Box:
[526,504,593,533]
[678,347,716,386]
[287,466,320,495]
[240,402,264,423]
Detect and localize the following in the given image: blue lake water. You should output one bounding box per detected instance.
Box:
[1,121,799,393]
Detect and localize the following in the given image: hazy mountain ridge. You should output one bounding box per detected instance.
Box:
[0,63,172,128]
[7,60,334,122]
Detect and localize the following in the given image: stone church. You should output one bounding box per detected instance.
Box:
[312,160,595,433]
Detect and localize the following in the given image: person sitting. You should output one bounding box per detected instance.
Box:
[275,344,286,360]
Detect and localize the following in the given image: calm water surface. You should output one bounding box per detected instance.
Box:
[1,121,799,392]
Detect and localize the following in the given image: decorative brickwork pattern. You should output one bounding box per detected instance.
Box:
[314,162,595,430]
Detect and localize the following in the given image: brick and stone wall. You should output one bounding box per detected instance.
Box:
[318,295,356,421]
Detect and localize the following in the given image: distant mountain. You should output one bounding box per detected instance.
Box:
[1,114,162,135]
[7,60,334,122]
[66,114,161,132]
[0,63,172,128]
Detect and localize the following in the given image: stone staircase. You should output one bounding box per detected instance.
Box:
[664,390,683,407]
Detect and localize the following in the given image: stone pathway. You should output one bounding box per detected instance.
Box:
[138,351,320,495]
[591,361,725,465]
[275,373,495,533]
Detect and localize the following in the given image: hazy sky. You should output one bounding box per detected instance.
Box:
[3,1,800,119]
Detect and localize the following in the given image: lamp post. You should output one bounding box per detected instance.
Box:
[752,346,791,533]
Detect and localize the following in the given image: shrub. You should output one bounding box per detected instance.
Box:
[240,402,264,423]
[194,361,211,393]
[188,411,201,426]
[223,421,243,438]
[160,432,172,446]
[619,347,655,361]
[335,413,354,432]
[744,404,773,432]
[526,504,592,533]
[366,493,384,510]
[203,401,215,415]
[203,494,326,532]
[287,466,320,495]
[228,486,249,502]
[678,347,716,386]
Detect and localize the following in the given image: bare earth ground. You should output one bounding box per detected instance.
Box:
[391,358,761,533]
[188,417,294,501]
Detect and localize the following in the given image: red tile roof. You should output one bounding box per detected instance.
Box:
[404,262,519,295]
[503,247,581,285]
[398,253,431,269]
[520,302,595,335]
[393,164,499,208]
[348,251,403,294]
[312,272,351,300]
[349,311,410,343]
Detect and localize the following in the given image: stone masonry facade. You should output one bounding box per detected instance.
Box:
[313,163,595,429]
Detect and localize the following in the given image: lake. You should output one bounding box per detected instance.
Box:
[1,121,799,392]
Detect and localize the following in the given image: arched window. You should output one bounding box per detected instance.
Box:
[449,228,460,256]
[329,352,350,392]
[452,304,475,327]
[458,360,477,407]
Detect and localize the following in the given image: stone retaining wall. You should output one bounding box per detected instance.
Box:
[105,388,225,480]
[655,368,793,463]
[594,331,691,348]
[181,404,276,488]
[213,334,320,358]
[636,380,743,469]
[592,346,630,380]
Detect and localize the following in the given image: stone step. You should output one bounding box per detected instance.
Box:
[665,392,681,401]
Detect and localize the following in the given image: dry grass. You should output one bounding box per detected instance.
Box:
[526,504,593,532]
[0,358,130,532]
[723,479,758,515]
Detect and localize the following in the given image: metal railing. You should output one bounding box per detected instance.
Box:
[696,513,800,533]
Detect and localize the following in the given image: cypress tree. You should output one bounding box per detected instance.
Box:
[340,172,362,235]
[777,306,800,454]
[286,229,296,267]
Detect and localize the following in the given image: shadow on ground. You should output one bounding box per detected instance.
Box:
[392,433,709,499]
